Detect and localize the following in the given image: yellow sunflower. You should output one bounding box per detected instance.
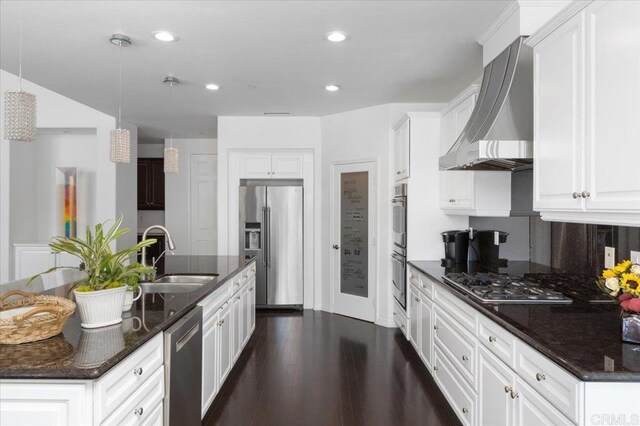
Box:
[603,269,618,279]
[614,260,633,274]
[620,273,640,296]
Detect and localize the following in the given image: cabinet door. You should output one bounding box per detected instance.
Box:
[150,159,165,210]
[394,119,410,181]
[137,159,151,209]
[239,154,272,179]
[217,304,233,387]
[408,286,420,352]
[232,293,242,362]
[201,312,219,417]
[584,1,640,211]
[533,11,586,211]
[419,297,433,369]
[14,247,55,280]
[453,172,474,209]
[440,171,456,209]
[248,278,256,334]
[479,346,515,426]
[515,377,573,426]
[271,154,303,178]
[241,285,250,346]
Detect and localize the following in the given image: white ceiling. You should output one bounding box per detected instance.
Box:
[0,0,507,141]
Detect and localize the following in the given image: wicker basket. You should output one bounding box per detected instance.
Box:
[0,290,76,345]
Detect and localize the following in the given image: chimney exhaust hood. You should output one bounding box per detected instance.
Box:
[439,36,533,171]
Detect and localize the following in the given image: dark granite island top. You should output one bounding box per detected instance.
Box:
[408,260,640,382]
[0,256,255,380]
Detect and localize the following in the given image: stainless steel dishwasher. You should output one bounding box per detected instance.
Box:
[164,305,202,425]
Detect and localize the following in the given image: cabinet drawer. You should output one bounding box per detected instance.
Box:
[199,282,231,323]
[140,401,163,426]
[242,263,256,283]
[434,285,477,333]
[231,273,244,294]
[433,345,476,426]
[101,366,164,426]
[478,314,516,368]
[94,334,163,422]
[417,274,435,299]
[515,341,581,423]
[434,306,476,388]
[393,299,408,338]
[408,265,421,288]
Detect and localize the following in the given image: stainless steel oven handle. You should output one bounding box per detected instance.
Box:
[391,253,406,264]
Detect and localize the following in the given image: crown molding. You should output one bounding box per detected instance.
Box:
[477,1,520,46]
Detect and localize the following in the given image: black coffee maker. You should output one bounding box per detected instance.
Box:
[441,230,470,267]
[472,230,509,266]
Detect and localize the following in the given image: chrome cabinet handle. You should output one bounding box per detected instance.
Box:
[434,325,438,330]
[462,408,469,414]
[572,192,580,199]
[433,365,439,372]
[332,244,340,250]
[237,296,241,300]
[582,191,590,198]
[510,390,519,399]
[489,336,497,343]
[504,385,512,393]
[134,407,144,416]
[133,367,143,376]
[396,171,401,175]
[536,372,546,381]
[415,297,420,302]
[462,355,469,361]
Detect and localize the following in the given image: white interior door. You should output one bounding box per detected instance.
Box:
[331,161,376,322]
[190,154,217,255]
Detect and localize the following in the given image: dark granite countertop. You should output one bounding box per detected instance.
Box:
[0,256,254,380]
[408,260,640,382]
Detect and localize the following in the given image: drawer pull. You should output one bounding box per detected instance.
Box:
[504,385,512,393]
[462,408,469,414]
[433,325,438,330]
[400,324,405,330]
[415,297,420,302]
[237,296,241,300]
[134,407,144,416]
[510,390,519,399]
[488,336,497,343]
[462,355,469,361]
[536,372,546,382]
[133,367,143,376]
[433,365,439,372]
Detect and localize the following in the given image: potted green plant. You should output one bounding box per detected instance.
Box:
[30,214,155,328]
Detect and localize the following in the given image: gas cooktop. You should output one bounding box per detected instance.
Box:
[443,272,573,304]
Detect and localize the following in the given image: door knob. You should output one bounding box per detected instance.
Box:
[572,192,580,199]
[581,191,591,198]
[332,244,340,250]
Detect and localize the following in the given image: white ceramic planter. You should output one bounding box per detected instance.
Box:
[122,287,142,312]
[74,286,126,329]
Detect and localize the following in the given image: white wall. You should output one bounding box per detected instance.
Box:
[116,121,138,251]
[164,138,217,255]
[217,116,322,310]
[138,143,164,158]
[0,70,118,281]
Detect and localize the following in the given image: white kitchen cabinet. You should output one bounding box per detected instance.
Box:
[393,116,410,181]
[216,300,233,388]
[239,153,304,179]
[201,311,219,418]
[515,377,573,426]
[479,346,515,426]
[408,285,420,352]
[13,244,82,281]
[232,290,243,362]
[440,170,512,216]
[248,278,256,335]
[418,296,433,369]
[528,0,640,225]
[241,283,251,347]
[440,84,480,156]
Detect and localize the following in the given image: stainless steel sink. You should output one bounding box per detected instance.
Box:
[141,275,217,293]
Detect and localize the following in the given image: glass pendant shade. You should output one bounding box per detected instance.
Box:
[3,90,37,142]
[109,128,131,163]
[164,147,179,174]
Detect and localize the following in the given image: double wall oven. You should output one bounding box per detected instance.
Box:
[391,184,407,309]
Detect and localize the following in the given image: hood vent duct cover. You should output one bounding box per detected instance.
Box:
[440,36,533,171]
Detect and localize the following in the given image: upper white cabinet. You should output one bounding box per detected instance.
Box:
[393,116,411,181]
[239,153,303,179]
[439,84,513,217]
[14,244,81,282]
[529,0,640,225]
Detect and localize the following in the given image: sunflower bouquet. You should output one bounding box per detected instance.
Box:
[597,260,640,313]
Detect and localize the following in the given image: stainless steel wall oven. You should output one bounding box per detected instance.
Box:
[392,184,407,309]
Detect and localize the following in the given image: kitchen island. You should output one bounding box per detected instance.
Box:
[401,260,640,426]
[0,255,256,425]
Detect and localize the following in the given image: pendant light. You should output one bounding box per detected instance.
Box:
[163,76,180,174]
[109,34,131,163]
[3,14,37,142]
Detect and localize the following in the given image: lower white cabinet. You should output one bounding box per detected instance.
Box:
[479,345,516,425]
[201,310,219,418]
[217,300,233,390]
[433,345,476,426]
[408,285,420,352]
[408,282,434,370]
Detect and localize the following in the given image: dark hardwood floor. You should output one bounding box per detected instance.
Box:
[203,310,460,426]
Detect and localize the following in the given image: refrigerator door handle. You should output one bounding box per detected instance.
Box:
[262,206,268,268]
[266,207,272,267]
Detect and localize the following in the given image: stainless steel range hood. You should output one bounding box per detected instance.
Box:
[440,36,533,171]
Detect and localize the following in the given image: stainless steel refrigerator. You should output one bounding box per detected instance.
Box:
[239,182,303,308]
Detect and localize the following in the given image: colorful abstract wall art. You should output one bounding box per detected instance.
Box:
[56,167,77,238]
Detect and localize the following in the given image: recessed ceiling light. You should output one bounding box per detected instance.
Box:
[326,31,348,42]
[152,31,178,42]
[205,83,220,91]
[325,84,341,92]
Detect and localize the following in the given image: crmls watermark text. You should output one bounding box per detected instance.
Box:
[591,414,640,426]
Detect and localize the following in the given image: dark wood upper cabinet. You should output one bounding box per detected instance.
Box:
[138,158,165,210]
